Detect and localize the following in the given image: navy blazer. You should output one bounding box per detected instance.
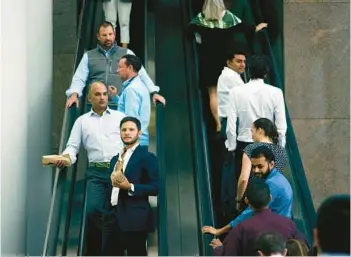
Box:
[109,145,159,232]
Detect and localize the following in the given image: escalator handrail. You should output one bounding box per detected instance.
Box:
[180,0,216,255]
[246,3,316,243]
[42,0,94,255]
[263,30,316,240]
[156,101,167,256]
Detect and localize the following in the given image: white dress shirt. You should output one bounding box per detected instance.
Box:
[111,143,139,206]
[62,108,125,164]
[217,67,244,118]
[226,79,287,151]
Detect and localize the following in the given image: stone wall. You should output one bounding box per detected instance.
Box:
[283,0,350,208]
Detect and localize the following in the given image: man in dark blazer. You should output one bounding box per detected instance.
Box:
[210,180,308,256]
[102,116,159,256]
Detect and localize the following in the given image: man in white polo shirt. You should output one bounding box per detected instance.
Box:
[217,47,246,139]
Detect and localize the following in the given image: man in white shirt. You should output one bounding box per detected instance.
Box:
[102,116,159,255]
[226,54,287,183]
[53,81,125,255]
[217,48,246,138]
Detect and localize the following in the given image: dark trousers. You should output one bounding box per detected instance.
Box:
[220,148,237,226]
[102,213,148,256]
[219,141,252,225]
[85,166,113,256]
[220,118,227,139]
[234,141,252,181]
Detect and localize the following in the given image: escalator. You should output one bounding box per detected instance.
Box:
[183,0,316,248]
[154,0,215,255]
[44,0,316,256]
[42,0,158,255]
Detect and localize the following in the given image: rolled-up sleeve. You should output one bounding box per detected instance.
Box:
[66,53,89,97]
[229,206,253,228]
[62,117,83,164]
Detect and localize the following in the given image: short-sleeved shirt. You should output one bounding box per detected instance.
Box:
[244,142,287,172]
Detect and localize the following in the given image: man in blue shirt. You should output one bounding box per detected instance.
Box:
[117,54,151,146]
[202,145,293,236]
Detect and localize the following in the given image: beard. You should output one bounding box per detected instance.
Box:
[122,136,138,146]
[253,167,272,180]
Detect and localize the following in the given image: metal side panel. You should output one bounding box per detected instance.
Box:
[154,0,201,255]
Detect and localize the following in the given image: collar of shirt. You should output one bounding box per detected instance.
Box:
[248,78,265,85]
[223,66,242,77]
[97,43,118,57]
[266,168,279,180]
[89,107,112,117]
[119,143,140,160]
[121,75,139,91]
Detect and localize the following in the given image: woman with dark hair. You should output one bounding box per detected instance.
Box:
[235,117,287,210]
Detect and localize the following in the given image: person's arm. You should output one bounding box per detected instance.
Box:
[213,245,224,256]
[218,73,240,118]
[229,206,254,228]
[236,152,251,200]
[65,53,89,97]
[131,153,159,197]
[111,95,120,105]
[217,75,227,119]
[274,89,287,147]
[61,117,83,164]
[226,89,238,151]
[126,49,160,94]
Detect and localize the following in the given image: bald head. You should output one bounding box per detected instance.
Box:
[88,81,108,113]
[89,81,107,96]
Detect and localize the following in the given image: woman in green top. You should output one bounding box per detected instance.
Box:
[189,0,267,134]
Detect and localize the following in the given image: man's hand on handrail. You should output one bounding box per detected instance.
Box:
[152,93,166,106]
[66,93,79,108]
[255,23,268,32]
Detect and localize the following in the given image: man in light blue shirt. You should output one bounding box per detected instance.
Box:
[117,54,151,146]
[65,21,165,108]
[202,145,293,237]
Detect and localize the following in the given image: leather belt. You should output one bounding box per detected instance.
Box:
[89,162,110,168]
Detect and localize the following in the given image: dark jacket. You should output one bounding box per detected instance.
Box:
[213,209,308,256]
[108,145,159,232]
